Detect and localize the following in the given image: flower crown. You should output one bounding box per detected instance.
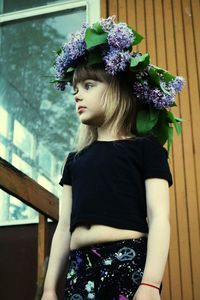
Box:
[51,15,185,157]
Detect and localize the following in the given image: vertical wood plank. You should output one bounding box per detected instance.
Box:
[181,1,200,299]
[153,2,171,298]
[135,0,146,53]
[162,1,184,300]
[127,0,136,29]
[100,1,200,299]
[153,0,166,66]
[144,0,156,64]
[37,214,47,294]
[171,0,195,299]
[108,0,118,21]
[161,259,171,300]
[100,0,107,18]
[118,0,127,21]
[190,0,200,86]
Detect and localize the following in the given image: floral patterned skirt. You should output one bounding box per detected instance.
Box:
[64,236,150,299]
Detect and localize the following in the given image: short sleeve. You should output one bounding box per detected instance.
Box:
[142,135,173,187]
[59,152,76,186]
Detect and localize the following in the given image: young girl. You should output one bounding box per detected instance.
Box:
[42,16,184,300]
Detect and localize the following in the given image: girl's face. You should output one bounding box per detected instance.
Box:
[73,79,109,127]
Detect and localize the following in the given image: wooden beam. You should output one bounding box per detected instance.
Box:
[35,214,48,300]
[0,157,59,221]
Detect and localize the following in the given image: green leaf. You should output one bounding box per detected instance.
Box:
[148,65,175,95]
[148,66,161,86]
[85,28,108,49]
[56,48,62,55]
[87,48,103,65]
[175,116,184,122]
[136,108,159,134]
[167,126,174,157]
[64,71,73,81]
[150,64,175,83]
[130,53,150,70]
[92,21,104,34]
[149,105,160,122]
[152,110,169,145]
[167,111,184,135]
[128,26,144,46]
[67,67,75,73]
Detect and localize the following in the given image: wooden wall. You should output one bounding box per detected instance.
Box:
[100,1,200,300]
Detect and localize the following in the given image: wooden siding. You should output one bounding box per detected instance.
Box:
[101,1,200,300]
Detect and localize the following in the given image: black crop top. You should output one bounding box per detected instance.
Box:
[59,134,173,234]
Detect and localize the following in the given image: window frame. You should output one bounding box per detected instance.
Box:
[0,0,100,24]
[0,0,100,226]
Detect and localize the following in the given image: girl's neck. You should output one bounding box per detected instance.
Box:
[97,127,135,141]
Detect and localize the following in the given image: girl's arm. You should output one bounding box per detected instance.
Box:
[41,185,72,300]
[133,178,170,300]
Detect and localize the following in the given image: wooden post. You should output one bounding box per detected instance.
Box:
[35,214,48,300]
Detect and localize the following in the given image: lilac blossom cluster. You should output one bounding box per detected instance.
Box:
[132,75,185,110]
[54,16,136,89]
[101,17,135,75]
[54,23,88,90]
[102,47,132,75]
[107,22,134,49]
[167,76,185,93]
[99,15,116,32]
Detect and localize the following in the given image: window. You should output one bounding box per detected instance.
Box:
[1,0,69,13]
[0,0,100,225]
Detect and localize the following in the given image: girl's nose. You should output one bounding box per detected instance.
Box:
[74,93,83,102]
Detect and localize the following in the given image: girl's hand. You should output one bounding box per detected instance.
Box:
[133,284,161,300]
[41,289,57,300]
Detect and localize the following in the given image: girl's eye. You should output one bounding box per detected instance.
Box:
[71,83,93,95]
[85,83,93,90]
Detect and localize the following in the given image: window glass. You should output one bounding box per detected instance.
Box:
[12,153,32,177]
[37,143,53,175]
[13,121,35,159]
[2,0,70,13]
[0,143,6,159]
[37,174,53,193]
[0,106,8,137]
[9,196,38,220]
[0,6,85,223]
[0,190,9,221]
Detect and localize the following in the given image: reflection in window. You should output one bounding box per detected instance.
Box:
[37,174,53,193]
[0,143,6,159]
[12,153,32,177]
[0,190,9,221]
[0,3,87,224]
[0,106,8,137]
[37,143,53,175]
[9,196,38,220]
[2,0,70,13]
[13,120,35,159]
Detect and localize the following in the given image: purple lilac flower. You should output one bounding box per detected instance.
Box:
[102,47,131,75]
[132,81,175,110]
[65,27,87,61]
[107,22,134,49]
[148,88,175,109]
[132,81,149,101]
[55,24,89,84]
[168,76,185,92]
[55,47,71,77]
[55,82,66,91]
[99,15,116,32]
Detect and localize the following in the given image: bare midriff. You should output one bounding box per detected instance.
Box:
[69,224,148,250]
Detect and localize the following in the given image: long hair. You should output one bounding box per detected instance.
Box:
[71,62,144,155]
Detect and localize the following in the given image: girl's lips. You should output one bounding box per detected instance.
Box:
[78,107,86,113]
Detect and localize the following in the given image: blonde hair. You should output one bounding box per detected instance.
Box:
[71,62,143,155]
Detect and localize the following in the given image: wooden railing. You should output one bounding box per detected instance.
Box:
[0,157,59,299]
